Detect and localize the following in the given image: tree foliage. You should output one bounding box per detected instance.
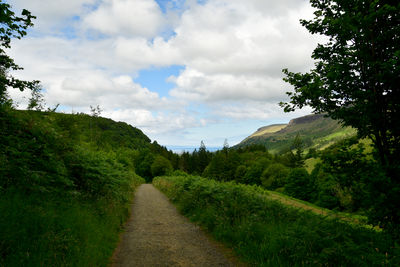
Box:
[0,1,39,102]
[281,0,400,171]
[285,168,314,201]
[151,155,173,177]
[281,0,400,235]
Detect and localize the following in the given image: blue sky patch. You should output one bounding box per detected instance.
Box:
[155,0,187,14]
[135,65,185,97]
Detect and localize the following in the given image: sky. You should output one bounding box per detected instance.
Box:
[7,0,320,149]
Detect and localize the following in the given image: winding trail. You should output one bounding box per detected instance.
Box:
[112,184,240,267]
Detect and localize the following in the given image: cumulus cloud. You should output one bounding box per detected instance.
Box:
[168,68,286,102]
[212,102,313,121]
[114,37,182,69]
[103,108,198,135]
[83,0,166,38]
[9,0,96,32]
[162,0,320,107]
[8,0,321,143]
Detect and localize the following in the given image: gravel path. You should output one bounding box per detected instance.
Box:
[112,184,240,267]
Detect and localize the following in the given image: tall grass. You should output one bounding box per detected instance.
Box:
[0,173,143,266]
[154,175,399,266]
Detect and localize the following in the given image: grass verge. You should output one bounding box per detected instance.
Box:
[0,177,143,267]
[154,175,399,266]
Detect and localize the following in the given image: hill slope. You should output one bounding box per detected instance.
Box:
[237,114,356,153]
[0,108,159,266]
[20,110,152,149]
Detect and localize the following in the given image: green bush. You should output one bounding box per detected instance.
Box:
[261,163,289,190]
[284,168,315,201]
[234,165,247,183]
[151,155,173,178]
[243,158,270,185]
[154,175,399,266]
[0,110,145,266]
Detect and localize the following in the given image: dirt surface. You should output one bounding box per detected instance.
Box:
[112,184,241,267]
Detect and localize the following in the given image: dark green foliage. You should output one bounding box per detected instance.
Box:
[177,142,213,175]
[305,147,317,159]
[234,165,247,183]
[0,109,145,266]
[200,145,273,185]
[154,176,399,266]
[242,157,270,185]
[316,138,400,234]
[0,3,151,264]
[312,166,340,210]
[281,0,400,236]
[197,141,210,173]
[285,168,314,201]
[261,163,289,190]
[62,113,151,150]
[135,149,155,182]
[0,1,39,101]
[0,110,71,193]
[202,149,240,181]
[281,0,400,167]
[151,155,173,178]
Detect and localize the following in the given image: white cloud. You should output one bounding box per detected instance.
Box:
[9,0,96,32]
[8,0,321,144]
[103,108,198,135]
[212,102,313,121]
[168,68,286,102]
[83,0,166,38]
[114,37,182,69]
[155,0,321,122]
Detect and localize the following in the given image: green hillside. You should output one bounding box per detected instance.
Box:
[0,108,173,266]
[23,110,152,149]
[237,114,356,153]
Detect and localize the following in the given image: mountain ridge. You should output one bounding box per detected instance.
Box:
[236,114,356,153]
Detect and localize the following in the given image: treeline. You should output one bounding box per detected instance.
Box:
[160,135,397,236]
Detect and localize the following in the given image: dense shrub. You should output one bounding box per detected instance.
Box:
[313,168,340,210]
[151,155,173,177]
[154,175,399,266]
[284,168,314,201]
[0,110,145,266]
[261,163,289,190]
[242,158,270,185]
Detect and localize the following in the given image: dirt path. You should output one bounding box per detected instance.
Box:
[112,184,240,267]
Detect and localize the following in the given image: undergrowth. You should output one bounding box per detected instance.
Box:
[153,175,400,266]
[0,108,145,266]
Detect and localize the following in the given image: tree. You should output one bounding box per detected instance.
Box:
[151,155,172,178]
[27,83,45,111]
[135,150,154,182]
[197,140,210,174]
[261,163,289,190]
[285,168,314,201]
[286,133,305,168]
[281,0,400,173]
[280,0,400,235]
[0,1,38,103]
[90,105,102,117]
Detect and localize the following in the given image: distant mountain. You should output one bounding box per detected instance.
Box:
[236,114,356,153]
